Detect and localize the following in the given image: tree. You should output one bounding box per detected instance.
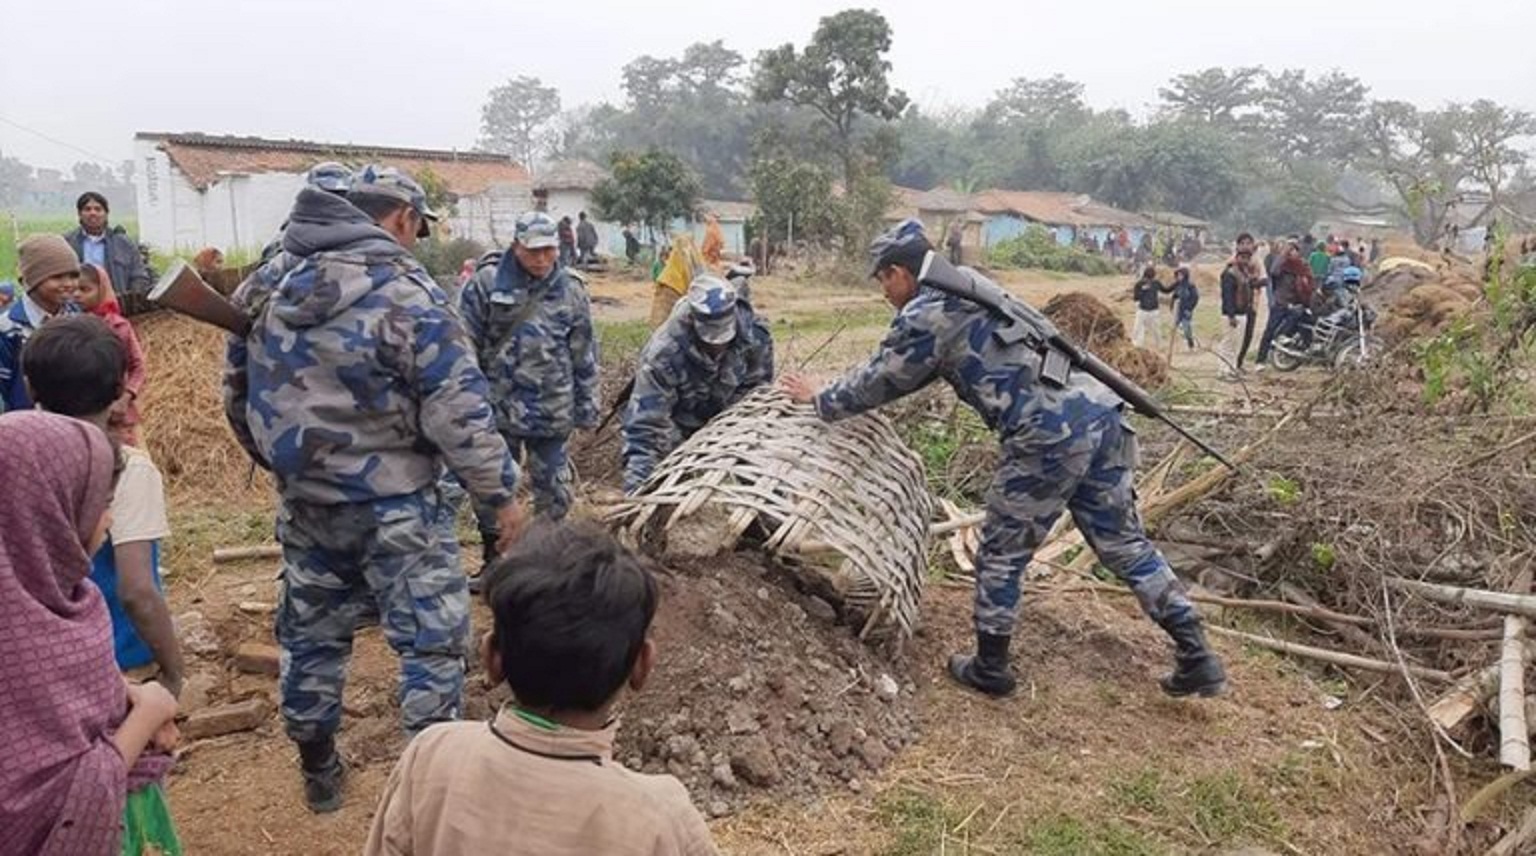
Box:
[749,148,842,248]
[983,74,1089,127]
[1356,99,1536,244]
[589,149,702,242]
[1157,67,1264,125]
[890,105,977,190]
[71,161,116,187]
[752,9,909,188]
[1257,69,1369,163]
[478,75,562,172]
[0,151,32,209]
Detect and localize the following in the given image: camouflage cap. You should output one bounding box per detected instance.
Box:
[868,218,930,276]
[514,211,559,249]
[350,164,439,238]
[305,161,353,194]
[686,274,738,345]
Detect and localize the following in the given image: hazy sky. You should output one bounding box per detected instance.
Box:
[2,0,1532,170]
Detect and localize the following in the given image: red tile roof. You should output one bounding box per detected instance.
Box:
[138,132,529,195]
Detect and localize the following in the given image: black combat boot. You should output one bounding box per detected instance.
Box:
[1159,618,1228,698]
[297,737,347,814]
[468,531,499,596]
[947,632,1018,697]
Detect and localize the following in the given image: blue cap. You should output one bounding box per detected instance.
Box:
[1340,265,1363,283]
[514,211,559,249]
[0,280,15,297]
[868,218,929,276]
[305,161,353,194]
[686,274,738,344]
[350,164,439,237]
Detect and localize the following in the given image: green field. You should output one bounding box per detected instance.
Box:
[0,213,137,281]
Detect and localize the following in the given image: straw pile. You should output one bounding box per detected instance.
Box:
[1041,293,1171,388]
[605,388,932,638]
[1375,268,1484,342]
[134,312,268,505]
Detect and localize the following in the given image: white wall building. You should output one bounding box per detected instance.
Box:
[133,132,531,255]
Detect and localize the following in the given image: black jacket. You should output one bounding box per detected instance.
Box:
[65,226,151,295]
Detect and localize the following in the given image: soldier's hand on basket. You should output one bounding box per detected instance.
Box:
[494,499,529,554]
[780,374,818,405]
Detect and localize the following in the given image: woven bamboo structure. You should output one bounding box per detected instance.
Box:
[606,388,932,638]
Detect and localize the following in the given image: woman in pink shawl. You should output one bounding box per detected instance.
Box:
[77,263,148,446]
[0,411,181,855]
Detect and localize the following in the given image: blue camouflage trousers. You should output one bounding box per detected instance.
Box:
[974,412,1197,636]
[275,488,469,743]
[474,433,572,527]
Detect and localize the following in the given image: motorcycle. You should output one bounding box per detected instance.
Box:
[1270,287,1382,372]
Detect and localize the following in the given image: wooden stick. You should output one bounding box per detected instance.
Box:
[1059,581,1499,641]
[1282,582,1381,653]
[212,545,282,564]
[1205,625,1454,682]
[1388,577,1536,620]
[1487,805,1536,856]
[1500,615,1530,770]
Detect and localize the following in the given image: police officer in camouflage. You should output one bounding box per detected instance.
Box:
[621,274,774,492]
[223,165,524,813]
[258,161,355,265]
[783,220,1226,700]
[459,211,599,544]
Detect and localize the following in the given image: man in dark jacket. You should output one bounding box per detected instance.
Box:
[64,192,150,297]
[1130,265,1169,348]
[1255,243,1314,368]
[1171,265,1199,350]
[576,211,600,264]
[1217,234,1268,377]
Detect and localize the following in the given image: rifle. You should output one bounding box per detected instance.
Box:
[917,251,1238,472]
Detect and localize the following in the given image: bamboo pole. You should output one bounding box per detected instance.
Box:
[1388,577,1536,620]
[1206,625,1454,682]
[1500,615,1530,770]
[212,545,283,564]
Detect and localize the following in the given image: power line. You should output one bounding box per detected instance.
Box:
[0,114,120,165]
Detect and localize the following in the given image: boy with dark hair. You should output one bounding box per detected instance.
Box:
[22,316,185,697]
[365,522,717,856]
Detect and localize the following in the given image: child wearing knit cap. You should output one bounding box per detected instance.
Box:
[0,234,81,411]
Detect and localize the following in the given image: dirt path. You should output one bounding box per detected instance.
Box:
[157,267,1415,854]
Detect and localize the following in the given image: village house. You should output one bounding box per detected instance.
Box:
[132,132,531,254]
[534,158,753,258]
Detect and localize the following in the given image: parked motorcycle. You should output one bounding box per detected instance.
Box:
[1271,268,1383,372]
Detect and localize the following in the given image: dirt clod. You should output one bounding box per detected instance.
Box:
[183,698,271,740]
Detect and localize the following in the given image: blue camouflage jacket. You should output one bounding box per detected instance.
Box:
[621,307,774,490]
[0,297,78,413]
[223,189,518,507]
[815,270,1122,442]
[458,252,599,438]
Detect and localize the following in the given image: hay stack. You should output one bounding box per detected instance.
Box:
[1380,283,1476,342]
[134,312,267,505]
[1041,292,1171,389]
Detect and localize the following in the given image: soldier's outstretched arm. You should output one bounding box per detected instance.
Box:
[620,361,679,492]
[570,288,600,430]
[813,307,942,422]
[405,302,519,508]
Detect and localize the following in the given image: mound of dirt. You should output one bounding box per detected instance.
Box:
[467,551,918,816]
[1376,275,1483,341]
[1042,292,1171,388]
[134,312,267,505]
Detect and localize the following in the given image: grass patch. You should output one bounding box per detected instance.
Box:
[595,318,655,361]
[1107,767,1168,814]
[1183,771,1287,844]
[162,504,274,580]
[1017,815,1166,856]
[0,214,105,280]
[876,790,963,856]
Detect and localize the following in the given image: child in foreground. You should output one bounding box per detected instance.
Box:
[364,521,718,856]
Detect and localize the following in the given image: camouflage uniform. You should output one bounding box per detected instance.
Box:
[621,292,774,492]
[458,240,598,522]
[224,185,518,742]
[813,274,1195,638]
